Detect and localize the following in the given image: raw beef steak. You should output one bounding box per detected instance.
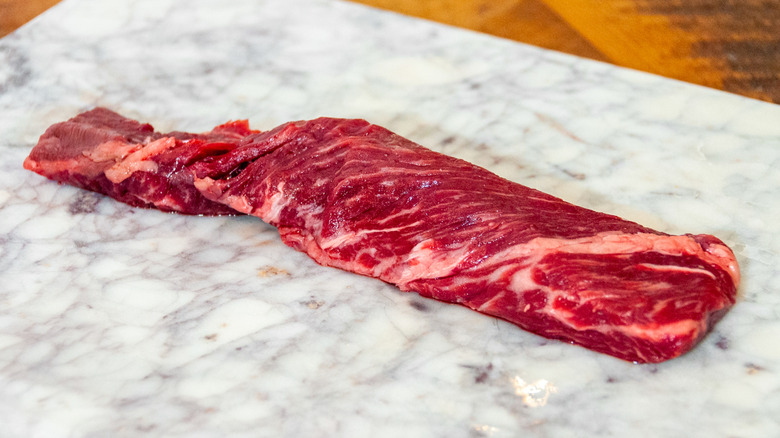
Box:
[24,108,740,363]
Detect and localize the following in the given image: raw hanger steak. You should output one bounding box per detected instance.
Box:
[23,108,740,363]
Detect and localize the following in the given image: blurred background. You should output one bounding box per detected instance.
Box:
[2,0,778,103]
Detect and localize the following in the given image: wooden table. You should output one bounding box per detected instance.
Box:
[2,0,778,104]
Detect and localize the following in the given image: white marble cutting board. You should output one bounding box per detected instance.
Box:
[2,0,780,436]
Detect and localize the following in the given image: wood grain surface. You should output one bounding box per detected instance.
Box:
[2,0,778,103]
[350,0,780,104]
[0,0,60,37]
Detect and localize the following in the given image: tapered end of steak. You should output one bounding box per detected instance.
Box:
[23,108,249,215]
[23,107,158,181]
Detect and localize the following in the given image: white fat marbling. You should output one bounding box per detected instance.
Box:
[2,0,780,436]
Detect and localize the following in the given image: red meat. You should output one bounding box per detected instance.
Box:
[24,108,740,363]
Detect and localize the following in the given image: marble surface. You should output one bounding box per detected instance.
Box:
[1,0,780,436]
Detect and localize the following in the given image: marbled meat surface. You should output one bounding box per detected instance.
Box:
[23,108,740,363]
